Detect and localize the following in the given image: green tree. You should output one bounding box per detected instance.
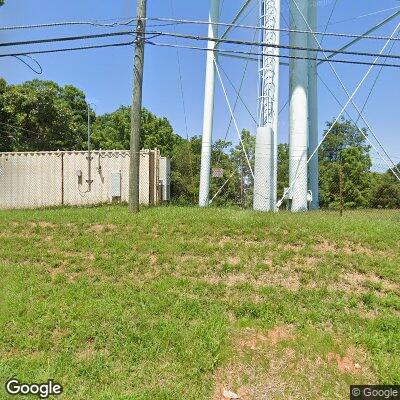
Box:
[170,136,201,204]
[0,80,90,151]
[226,129,255,207]
[91,106,130,150]
[277,143,289,199]
[369,165,400,209]
[319,118,372,208]
[92,106,181,158]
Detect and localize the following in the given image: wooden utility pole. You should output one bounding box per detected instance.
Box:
[129,0,147,212]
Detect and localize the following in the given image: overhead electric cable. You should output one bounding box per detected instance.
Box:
[3,29,400,68]
[0,31,135,48]
[289,0,400,181]
[169,0,189,140]
[217,28,258,166]
[0,19,137,31]
[146,17,400,42]
[318,71,400,178]
[12,55,43,74]
[146,30,400,62]
[277,1,400,209]
[4,29,400,64]
[280,0,400,206]
[144,41,400,69]
[3,17,400,42]
[356,34,399,125]
[0,41,135,58]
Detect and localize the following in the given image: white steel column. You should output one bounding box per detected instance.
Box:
[289,0,309,212]
[308,0,319,209]
[199,0,220,207]
[253,0,281,212]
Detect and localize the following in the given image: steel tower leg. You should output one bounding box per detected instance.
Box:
[199,0,220,207]
[289,0,309,212]
[253,0,281,212]
[308,0,319,209]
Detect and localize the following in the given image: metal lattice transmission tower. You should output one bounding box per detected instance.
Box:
[253,0,281,212]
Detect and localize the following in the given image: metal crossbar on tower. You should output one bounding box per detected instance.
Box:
[253,0,281,212]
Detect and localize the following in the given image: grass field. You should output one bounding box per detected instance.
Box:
[0,205,399,399]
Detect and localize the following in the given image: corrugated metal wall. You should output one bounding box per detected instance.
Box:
[0,149,168,210]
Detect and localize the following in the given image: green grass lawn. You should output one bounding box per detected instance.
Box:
[0,205,399,399]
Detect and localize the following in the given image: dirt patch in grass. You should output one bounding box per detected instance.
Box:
[60,250,96,261]
[0,231,33,239]
[238,326,294,350]
[51,327,70,344]
[314,239,340,254]
[211,326,297,400]
[330,272,399,294]
[28,221,58,229]
[193,267,303,291]
[89,224,117,233]
[228,257,240,266]
[46,263,107,283]
[196,255,320,291]
[314,239,389,258]
[327,348,363,375]
[211,327,375,400]
[149,253,158,266]
[75,339,96,361]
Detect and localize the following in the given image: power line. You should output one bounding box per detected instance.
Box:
[145,41,400,69]
[3,28,400,68]
[146,17,400,42]
[289,0,400,185]
[12,55,43,74]
[169,0,189,140]
[0,41,135,58]
[356,33,399,125]
[8,28,400,63]
[0,19,137,31]
[0,31,135,48]
[3,16,400,43]
[2,37,399,69]
[152,29,400,62]
[217,28,258,166]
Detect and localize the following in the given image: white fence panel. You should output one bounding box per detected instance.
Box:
[0,149,168,210]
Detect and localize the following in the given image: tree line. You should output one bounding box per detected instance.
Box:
[0,79,398,209]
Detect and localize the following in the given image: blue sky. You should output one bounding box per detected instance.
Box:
[1,1,399,167]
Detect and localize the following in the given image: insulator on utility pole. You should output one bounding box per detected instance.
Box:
[129,0,147,213]
[199,0,220,207]
[253,0,281,212]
